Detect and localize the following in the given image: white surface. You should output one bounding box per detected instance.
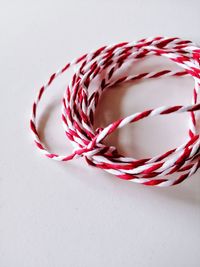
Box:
[0,1,200,266]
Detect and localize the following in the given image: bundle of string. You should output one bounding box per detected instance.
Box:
[30,36,200,187]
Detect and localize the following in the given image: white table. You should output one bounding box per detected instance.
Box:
[0,1,199,266]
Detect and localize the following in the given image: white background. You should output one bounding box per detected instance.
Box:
[0,1,200,266]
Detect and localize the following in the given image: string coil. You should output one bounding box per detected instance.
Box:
[30,36,200,186]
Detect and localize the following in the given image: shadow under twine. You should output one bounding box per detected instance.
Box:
[36,61,200,206]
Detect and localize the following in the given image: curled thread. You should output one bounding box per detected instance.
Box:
[30,36,200,187]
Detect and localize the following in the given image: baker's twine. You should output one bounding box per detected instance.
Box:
[30,36,200,186]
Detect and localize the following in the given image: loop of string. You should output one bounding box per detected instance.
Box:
[30,36,200,186]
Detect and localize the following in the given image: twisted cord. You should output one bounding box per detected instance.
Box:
[30,36,200,186]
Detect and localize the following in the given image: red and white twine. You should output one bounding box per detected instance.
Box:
[30,36,200,186]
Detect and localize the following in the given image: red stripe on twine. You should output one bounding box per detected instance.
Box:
[131,110,152,122]
[38,86,45,101]
[30,120,37,135]
[48,73,56,86]
[160,106,182,114]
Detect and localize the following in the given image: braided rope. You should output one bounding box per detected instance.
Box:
[30,36,200,187]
